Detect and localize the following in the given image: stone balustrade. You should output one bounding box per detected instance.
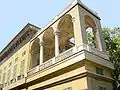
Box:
[55,47,74,62]
[77,44,109,60]
[3,44,109,88]
[27,44,109,76]
[39,58,54,70]
[27,66,39,76]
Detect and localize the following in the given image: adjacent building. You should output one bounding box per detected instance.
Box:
[0,0,114,90]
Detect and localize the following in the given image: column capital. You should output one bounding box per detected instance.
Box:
[39,41,44,46]
[54,31,60,36]
[93,27,97,32]
[72,17,75,23]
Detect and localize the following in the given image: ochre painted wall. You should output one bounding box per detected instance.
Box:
[0,42,30,84]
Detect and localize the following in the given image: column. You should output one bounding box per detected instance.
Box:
[73,5,87,46]
[95,19,106,52]
[54,31,60,57]
[94,27,100,49]
[39,42,44,65]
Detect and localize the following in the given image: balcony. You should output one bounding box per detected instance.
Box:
[27,44,112,77]
[7,74,26,90]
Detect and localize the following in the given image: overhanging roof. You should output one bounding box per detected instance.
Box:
[0,23,41,57]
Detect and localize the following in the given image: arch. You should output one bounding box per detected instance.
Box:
[85,15,97,48]
[85,15,96,29]
[43,27,55,62]
[58,14,75,53]
[30,38,40,69]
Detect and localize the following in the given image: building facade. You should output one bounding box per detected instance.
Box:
[0,0,114,90]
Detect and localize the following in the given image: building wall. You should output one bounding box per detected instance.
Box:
[0,42,30,84]
[0,1,114,90]
[27,64,87,90]
[26,59,113,90]
[28,77,113,90]
[87,76,113,90]
[85,60,112,78]
[44,77,88,90]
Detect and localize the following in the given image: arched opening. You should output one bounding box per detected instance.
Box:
[85,15,97,48]
[86,27,96,48]
[30,38,40,69]
[43,27,55,62]
[58,14,75,53]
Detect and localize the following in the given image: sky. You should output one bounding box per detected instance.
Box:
[0,0,120,51]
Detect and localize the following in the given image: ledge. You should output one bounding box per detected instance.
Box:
[8,78,26,90]
[27,44,112,77]
[3,44,113,89]
[27,45,113,85]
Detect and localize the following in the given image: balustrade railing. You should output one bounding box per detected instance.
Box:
[88,46,109,60]
[55,47,74,62]
[27,44,109,76]
[1,44,109,87]
[27,66,39,76]
[28,47,74,76]
[77,44,109,60]
[39,58,54,70]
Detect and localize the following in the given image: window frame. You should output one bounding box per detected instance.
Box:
[96,67,104,75]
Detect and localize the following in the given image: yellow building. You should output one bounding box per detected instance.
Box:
[0,0,114,90]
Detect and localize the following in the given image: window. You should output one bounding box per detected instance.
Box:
[2,73,6,83]
[63,87,72,90]
[0,75,1,82]
[85,15,97,48]
[0,70,1,82]
[97,86,107,90]
[7,69,11,81]
[13,65,17,78]
[0,71,1,82]
[4,66,6,71]
[20,60,25,74]
[96,67,104,75]
[22,51,26,56]
[15,57,18,62]
[0,70,2,82]
[0,70,2,74]
[9,62,12,67]
[86,27,96,48]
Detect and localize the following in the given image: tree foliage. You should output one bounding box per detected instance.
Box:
[102,27,120,90]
